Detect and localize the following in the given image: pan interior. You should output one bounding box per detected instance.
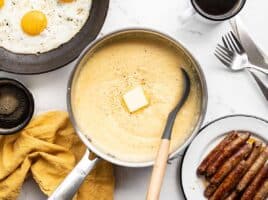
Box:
[70,30,205,164]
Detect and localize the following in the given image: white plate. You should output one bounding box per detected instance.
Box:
[180,115,268,200]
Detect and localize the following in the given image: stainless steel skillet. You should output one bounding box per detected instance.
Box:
[48,29,208,200]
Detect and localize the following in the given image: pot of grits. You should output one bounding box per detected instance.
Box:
[48,29,207,199]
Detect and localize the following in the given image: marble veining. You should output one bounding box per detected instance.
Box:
[0,0,266,199]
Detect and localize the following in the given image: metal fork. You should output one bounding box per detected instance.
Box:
[215,32,268,75]
[215,31,268,101]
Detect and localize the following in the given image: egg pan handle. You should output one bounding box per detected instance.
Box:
[47,149,99,200]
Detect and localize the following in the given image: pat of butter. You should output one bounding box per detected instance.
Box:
[123,86,149,113]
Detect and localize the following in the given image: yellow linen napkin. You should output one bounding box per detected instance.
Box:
[0,111,114,200]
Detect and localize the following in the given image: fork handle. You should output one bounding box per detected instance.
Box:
[248,63,268,75]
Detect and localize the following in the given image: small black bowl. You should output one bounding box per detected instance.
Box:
[0,78,34,135]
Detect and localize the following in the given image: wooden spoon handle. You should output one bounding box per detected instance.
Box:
[146,139,170,200]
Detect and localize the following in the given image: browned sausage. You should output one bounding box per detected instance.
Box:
[209,160,248,200]
[241,164,268,200]
[253,179,268,200]
[206,132,250,177]
[224,191,238,200]
[210,143,252,185]
[245,141,263,166]
[237,146,268,192]
[205,183,218,198]
[197,132,238,175]
[223,141,262,200]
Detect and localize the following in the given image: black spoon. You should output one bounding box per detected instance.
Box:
[147,68,191,200]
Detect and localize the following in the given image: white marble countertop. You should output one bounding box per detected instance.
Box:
[2,0,268,199]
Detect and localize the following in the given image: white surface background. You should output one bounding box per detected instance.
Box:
[2,0,268,199]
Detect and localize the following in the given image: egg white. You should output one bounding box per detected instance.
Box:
[0,0,92,54]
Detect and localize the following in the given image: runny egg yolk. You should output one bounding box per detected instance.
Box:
[60,0,74,3]
[0,0,4,8]
[21,11,47,36]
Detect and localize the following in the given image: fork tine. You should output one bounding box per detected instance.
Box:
[214,52,231,67]
[225,34,235,52]
[217,44,234,57]
[216,46,230,58]
[215,49,232,64]
[230,31,245,52]
[215,49,232,63]
[222,36,229,50]
[222,35,232,51]
[228,32,240,53]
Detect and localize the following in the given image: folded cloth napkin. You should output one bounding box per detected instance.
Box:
[0,111,114,200]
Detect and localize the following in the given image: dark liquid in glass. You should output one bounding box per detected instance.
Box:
[194,0,239,16]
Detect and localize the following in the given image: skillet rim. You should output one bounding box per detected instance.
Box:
[67,28,208,167]
[0,0,109,74]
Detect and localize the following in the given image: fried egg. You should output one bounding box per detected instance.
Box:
[0,0,4,8]
[0,0,92,54]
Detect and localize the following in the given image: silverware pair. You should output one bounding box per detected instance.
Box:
[215,32,268,75]
[230,18,268,69]
[215,31,268,101]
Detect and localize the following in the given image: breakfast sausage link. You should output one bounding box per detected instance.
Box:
[205,183,218,198]
[237,146,268,192]
[206,132,250,177]
[253,179,268,200]
[210,143,252,185]
[245,141,263,166]
[224,191,238,200]
[209,160,248,200]
[197,132,238,176]
[241,164,268,200]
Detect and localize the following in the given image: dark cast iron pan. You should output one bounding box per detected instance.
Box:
[0,0,109,74]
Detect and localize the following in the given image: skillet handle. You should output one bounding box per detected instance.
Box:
[47,149,99,200]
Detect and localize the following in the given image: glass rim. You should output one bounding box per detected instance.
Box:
[191,0,247,21]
